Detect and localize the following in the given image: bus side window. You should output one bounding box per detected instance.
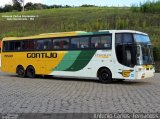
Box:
[59,38,69,49]
[64,40,69,49]
[37,40,44,50]
[8,41,15,51]
[79,37,89,49]
[71,38,80,49]
[91,36,100,48]
[14,41,21,51]
[71,37,89,49]
[44,39,52,50]
[21,41,29,51]
[53,39,60,49]
[25,40,35,51]
[3,41,8,51]
[101,36,112,49]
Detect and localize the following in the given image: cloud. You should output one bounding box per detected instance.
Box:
[0,0,43,7]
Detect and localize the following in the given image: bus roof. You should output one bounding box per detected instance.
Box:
[99,30,148,35]
[2,30,147,41]
[2,31,110,41]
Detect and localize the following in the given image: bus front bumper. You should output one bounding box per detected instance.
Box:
[136,70,155,79]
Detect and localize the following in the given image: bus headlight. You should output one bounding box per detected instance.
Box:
[138,68,145,71]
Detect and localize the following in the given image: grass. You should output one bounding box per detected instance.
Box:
[0,7,160,46]
[0,8,135,32]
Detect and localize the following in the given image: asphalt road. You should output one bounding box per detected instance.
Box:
[0,72,160,118]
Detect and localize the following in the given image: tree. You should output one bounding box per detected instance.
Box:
[25,2,34,10]
[0,7,3,13]
[33,3,48,10]
[3,5,13,12]
[12,0,23,11]
[81,4,96,7]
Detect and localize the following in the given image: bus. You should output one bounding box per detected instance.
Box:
[1,30,155,83]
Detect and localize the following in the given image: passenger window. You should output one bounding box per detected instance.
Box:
[37,40,44,50]
[22,40,35,51]
[14,41,21,51]
[3,41,9,51]
[8,41,15,51]
[71,37,89,49]
[53,38,69,50]
[101,36,112,48]
[71,38,80,49]
[44,39,52,50]
[91,35,112,49]
[79,37,89,49]
[91,36,101,48]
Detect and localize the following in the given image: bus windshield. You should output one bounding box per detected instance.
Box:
[134,34,151,44]
[134,34,154,65]
[141,45,154,65]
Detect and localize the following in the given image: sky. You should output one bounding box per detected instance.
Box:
[0,0,149,7]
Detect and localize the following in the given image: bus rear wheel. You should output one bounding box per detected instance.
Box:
[16,65,26,78]
[98,68,112,84]
[26,66,35,78]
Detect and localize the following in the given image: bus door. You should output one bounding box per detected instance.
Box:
[122,44,136,79]
[115,33,136,79]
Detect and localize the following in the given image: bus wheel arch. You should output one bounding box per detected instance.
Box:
[97,67,112,84]
[26,65,36,78]
[16,65,26,78]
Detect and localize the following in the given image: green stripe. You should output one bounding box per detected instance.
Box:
[54,51,81,71]
[65,50,96,71]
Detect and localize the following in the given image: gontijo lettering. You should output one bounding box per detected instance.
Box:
[27,53,57,58]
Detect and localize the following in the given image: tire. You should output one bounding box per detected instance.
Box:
[16,65,26,78]
[98,68,112,84]
[26,66,35,78]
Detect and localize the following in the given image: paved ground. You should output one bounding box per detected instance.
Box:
[0,73,160,118]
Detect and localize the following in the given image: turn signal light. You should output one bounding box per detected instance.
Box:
[138,68,145,71]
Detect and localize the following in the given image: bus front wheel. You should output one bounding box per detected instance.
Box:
[98,68,112,84]
[26,66,35,78]
[16,65,26,78]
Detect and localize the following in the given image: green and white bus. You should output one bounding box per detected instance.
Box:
[1,30,155,83]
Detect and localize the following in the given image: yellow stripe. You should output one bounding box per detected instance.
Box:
[1,51,67,75]
[3,31,86,41]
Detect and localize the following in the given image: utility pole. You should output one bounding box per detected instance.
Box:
[18,0,24,11]
[22,0,24,11]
